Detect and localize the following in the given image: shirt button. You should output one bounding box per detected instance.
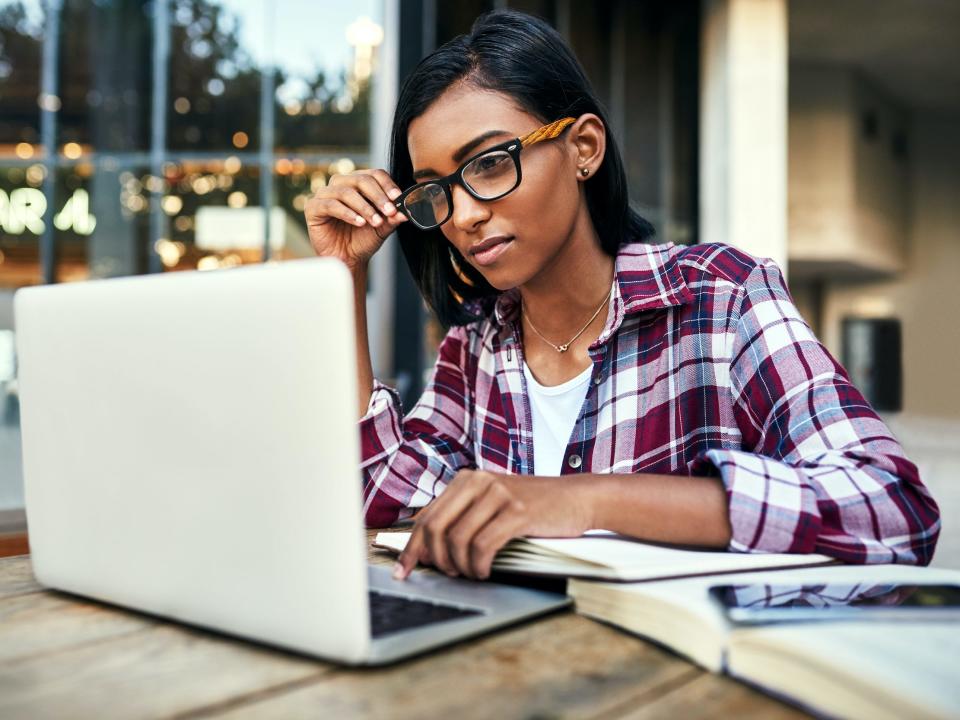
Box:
[593,374,603,385]
[568,454,582,469]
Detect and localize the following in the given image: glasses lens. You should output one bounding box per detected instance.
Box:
[462,150,518,199]
[403,183,449,228]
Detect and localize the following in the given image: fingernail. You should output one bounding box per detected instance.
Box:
[371,214,382,226]
[392,562,405,580]
[382,202,395,215]
[355,215,365,226]
[387,188,401,200]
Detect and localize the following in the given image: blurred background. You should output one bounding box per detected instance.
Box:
[0,0,957,564]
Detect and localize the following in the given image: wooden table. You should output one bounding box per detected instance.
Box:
[0,531,809,719]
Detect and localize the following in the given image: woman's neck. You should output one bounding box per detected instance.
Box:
[518,212,615,339]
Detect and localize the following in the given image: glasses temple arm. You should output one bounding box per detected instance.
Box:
[518,117,577,148]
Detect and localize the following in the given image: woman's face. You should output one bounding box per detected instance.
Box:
[406,86,588,291]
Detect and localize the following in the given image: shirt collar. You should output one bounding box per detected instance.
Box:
[492,242,693,335]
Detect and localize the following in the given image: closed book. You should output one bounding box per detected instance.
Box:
[569,565,960,719]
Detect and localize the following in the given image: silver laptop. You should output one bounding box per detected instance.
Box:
[14,258,569,665]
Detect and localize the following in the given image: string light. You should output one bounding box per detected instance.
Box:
[38,93,61,111]
[25,164,45,186]
[161,196,183,215]
[154,239,185,268]
[224,156,242,174]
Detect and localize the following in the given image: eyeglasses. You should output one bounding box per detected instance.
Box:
[395,117,577,230]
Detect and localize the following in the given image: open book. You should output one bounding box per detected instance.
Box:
[570,564,960,720]
[372,530,833,582]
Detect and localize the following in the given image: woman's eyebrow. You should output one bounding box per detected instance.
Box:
[411,129,512,181]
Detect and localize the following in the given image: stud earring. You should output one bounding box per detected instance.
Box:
[580,167,589,177]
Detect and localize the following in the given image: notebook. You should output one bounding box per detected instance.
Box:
[569,564,960,720]
[373,530,834,582]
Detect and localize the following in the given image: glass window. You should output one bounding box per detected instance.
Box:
[164,0,383,266]
[0,0,389,518]
[168,0,263,152]
[54,163,122,282]
[268,1,381,262]
[0,0,42,147]
[0,162,43,286]
[59,0,152,153]
[0,0,45,512]
[0,0,44,290]
[185,158,265,268]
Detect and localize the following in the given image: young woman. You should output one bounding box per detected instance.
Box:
[305,10,939,581]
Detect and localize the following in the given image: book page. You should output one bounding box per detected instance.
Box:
[372,532,408,555]
[520,534,833,578]
[731,622,960,718]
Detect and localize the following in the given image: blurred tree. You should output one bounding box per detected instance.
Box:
[0,1,43,144]
[167,0,370,152]
[168,0,263,150]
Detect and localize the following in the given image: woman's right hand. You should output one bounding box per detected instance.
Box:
[304,168,409,273]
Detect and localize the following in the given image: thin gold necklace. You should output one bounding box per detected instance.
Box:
[522,284,613,353]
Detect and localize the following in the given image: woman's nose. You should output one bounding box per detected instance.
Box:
[450,184,490,233]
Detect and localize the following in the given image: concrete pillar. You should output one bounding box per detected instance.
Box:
[700,0,788,276]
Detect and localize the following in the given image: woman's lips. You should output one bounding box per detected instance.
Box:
[472,238,514,267]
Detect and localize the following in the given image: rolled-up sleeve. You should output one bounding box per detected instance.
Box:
[691,260,941,565]
[358,325,476,527]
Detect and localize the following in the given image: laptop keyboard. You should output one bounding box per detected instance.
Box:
[369,590,483,638]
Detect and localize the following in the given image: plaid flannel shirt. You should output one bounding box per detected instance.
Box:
[358,241,940,564]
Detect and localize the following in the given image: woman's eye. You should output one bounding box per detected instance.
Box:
[475,154,509,172]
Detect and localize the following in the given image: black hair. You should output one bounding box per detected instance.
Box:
[388,8,655,328]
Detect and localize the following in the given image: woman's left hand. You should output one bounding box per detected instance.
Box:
[393,470,592,581]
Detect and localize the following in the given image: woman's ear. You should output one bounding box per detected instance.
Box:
[569,114,605,181]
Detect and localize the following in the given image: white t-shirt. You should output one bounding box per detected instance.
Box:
[521,361,593,476]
